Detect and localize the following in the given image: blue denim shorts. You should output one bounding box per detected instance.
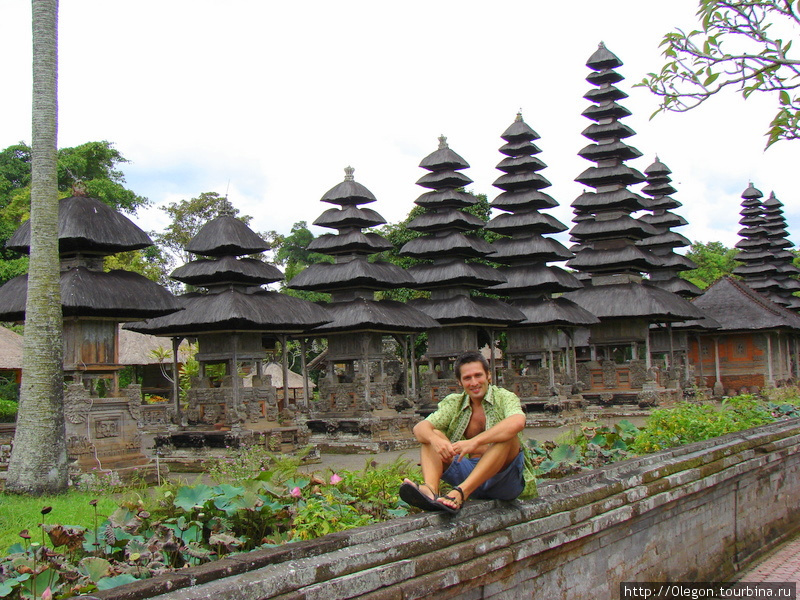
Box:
[441,450,524,500]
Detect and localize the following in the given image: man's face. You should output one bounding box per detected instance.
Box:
[457,361,490,403]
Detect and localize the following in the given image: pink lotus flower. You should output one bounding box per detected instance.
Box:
[42,587,53,600]
[290,486,302,498]
[329,473,343,485]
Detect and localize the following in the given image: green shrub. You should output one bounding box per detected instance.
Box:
[631,395,774,454]
[0,377,19,404]
[0,399,16,423]
[0,457,416,599]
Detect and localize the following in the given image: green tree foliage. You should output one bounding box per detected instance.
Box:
[273,221,331,301]
[680,240,740,289]
[104,246,172,287]
[640,0,800,147]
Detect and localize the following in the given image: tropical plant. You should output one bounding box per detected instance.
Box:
[0,456,415,598]
[640,0,800,147]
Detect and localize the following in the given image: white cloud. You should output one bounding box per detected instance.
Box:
[1,0,796,253]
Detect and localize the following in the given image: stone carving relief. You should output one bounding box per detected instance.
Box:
[64,383,91,424]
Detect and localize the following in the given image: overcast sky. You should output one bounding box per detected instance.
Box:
[0,0,797,252]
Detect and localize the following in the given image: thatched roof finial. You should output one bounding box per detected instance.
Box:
[218,197,235,217]
[72,181,88,197]
[438,135,448,150]
[344,166,355,181]
[515,111,523,122]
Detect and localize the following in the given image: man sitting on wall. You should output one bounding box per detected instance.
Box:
[400,350,537,514]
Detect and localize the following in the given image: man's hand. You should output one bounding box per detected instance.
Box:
[451,438,487,460]
[430,434,456,461]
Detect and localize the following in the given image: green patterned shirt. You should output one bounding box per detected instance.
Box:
[425,384,538,499]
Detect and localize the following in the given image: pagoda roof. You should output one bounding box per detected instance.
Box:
[320,168,378,206]
[0,268,181,321]
[690,277,800,331]
[586,68,624,86]
[567,245,663,273]
[485,211,568,236]
[493,171,552,192]
[499,140,542,158]
[572,189,649,212]
[581,121,636,142]
[185,215,270,257]
[637,230,691,249]
[509,296,599,327]
[570,215,658,241]
[492,189,558,211]
[313,206,386,229]
[583,85,628,103]
[586,42,623,70]
[170,256,283,286]
[124,287,330,336]
[564,282,703,322]
[288,258,414,292]
[307,231,393,255]
[416,170,473,190]
[307,298,439,334]
[495,155,547,174]
[407,208,484,233]
[489,237,573,263]
[500,115,540,142]
[419,139,470,171]
[407,260,506,289]
[648,277,703,298]
[640,211,687,229]
[414,189,478,209]
[400,232,493,259]
[491,265,584,295]
[7,195,152,256]
[578,141,642,162]
[409,295,525,326]
[575,164,645,188]
[581,102,632,122]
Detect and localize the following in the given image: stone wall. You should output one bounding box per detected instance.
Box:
[89,418,800,600]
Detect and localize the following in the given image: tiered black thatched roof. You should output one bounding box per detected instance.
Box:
[127,208,329,336]
[0,194,180,321]
[400,136,524,326]
[486,113,596,329]
[7,196,152,256]
[691,277,800,332]
[289,167,437,333]
[126,288,330,335]
[564,44,701,324]
[761,192,800,311]
[567,43,660,277]
[0,268,180,321]
[637,157,701,298]
[732,184,786,300]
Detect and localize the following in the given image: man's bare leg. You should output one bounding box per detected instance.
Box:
[438,435,520,510]
[403,442,451,500]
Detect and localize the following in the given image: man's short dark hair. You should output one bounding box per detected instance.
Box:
[454,351,490,380]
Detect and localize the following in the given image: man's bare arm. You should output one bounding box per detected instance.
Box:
[413,420,456,461]
[451,414,525,457]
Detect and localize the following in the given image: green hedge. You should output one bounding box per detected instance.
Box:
[0,398,16,423]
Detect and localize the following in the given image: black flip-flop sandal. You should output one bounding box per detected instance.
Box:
[399,482,444,512]
[436,486,464,515]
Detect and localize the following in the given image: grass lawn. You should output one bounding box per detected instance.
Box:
[0,492,118,552]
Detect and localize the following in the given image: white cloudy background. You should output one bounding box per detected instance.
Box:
[0,0,796,250]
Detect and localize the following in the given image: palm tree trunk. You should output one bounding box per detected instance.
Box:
[6,0,68,495]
